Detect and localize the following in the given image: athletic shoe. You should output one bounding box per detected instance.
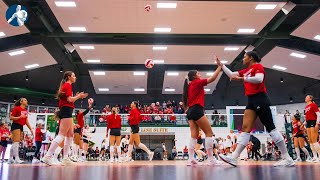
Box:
[8,158,15,164]
[294,158,302,162]
[118,158,123,163]
[125,157,134,162]
[148,152,154,161]
[273,158,295,167]
[207,158,223,166]
[41,156,54,166]
[187,158,200,166]
[219,154,237,167]
[61,158,73,166]
[32,159,41,164]
[15,159,24,164]
[70,156,78,162]
[109,158,114,163]
[313,158,319,163]
[306,157,313,162]
[52,158,61,165]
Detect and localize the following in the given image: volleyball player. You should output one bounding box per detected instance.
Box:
[216,51,294,167]
[71,101,92,162]
[42,71,88,166]
[0,122,10,162]
[125,101,154,161]
[82,124,96,160]
[304,95,320,162]
[292,114,312,162]
[8,98,34,164]
[182,61,222,166]
[107,107,122,163]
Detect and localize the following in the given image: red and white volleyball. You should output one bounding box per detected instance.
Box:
[145,59,154,69]
[88,98,94,105]
[145,5,151,12]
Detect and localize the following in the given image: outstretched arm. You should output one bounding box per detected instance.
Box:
[7,13,17,23]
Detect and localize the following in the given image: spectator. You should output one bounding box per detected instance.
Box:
[162,142,167,160]
[95,147,100,160]
[172,100,177,108]
[224,135,232,155]
[89,109,95,125]
[172,146,177,159]
[183,146,189,159]
[162,101,167,110]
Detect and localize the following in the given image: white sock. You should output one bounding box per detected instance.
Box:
[75,145,79,158]
[83,151,87,158]
[53,146,62,159]
[63,137,73,159]
[116,146,121,158]
[9,144,14,158]
[110,146,114,160]
[196,150,203,158]
[138,143,150,154]
[313,143,320,158]
[269,129,290,159]
[295,147,301,159]
[13,142,20,160]
[311,144,317,159]
[231,132,250,159]
[205,137,214,160]
[46,142,59,157]
[71,144,76,157]
[276,141,290,159]
[127,145,133,157]
[188,138,197,160]
[81,149,85,157]
[301,147,310,158]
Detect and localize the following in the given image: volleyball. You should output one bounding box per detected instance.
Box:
[145,59,154,69]
[145,5,151,12]
[88,98,94,105]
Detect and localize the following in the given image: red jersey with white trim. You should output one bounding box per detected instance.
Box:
[238,63,267,96]
[305,103,319,121]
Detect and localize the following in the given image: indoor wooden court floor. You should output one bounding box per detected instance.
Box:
[0,161,319,180]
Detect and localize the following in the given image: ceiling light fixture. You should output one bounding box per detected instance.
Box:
[157,3,177,8]
[9,50,25,56]
[68,27,87,32]
[237,29,255,33]
[25,64,39,69]
[154,28,171,33]
[255,4,277,10]
[272,65,287,71]
[55,1,77,7]
[87,59,101,63]
[93,71,105,75]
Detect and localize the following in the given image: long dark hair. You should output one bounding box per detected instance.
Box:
[56,71,74,99]
[246,51,261,63]
[54,110,60,121]
[307,95,314,102]
[14,97,26,106]
[132,101,139,109]
[182,70,197,110]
